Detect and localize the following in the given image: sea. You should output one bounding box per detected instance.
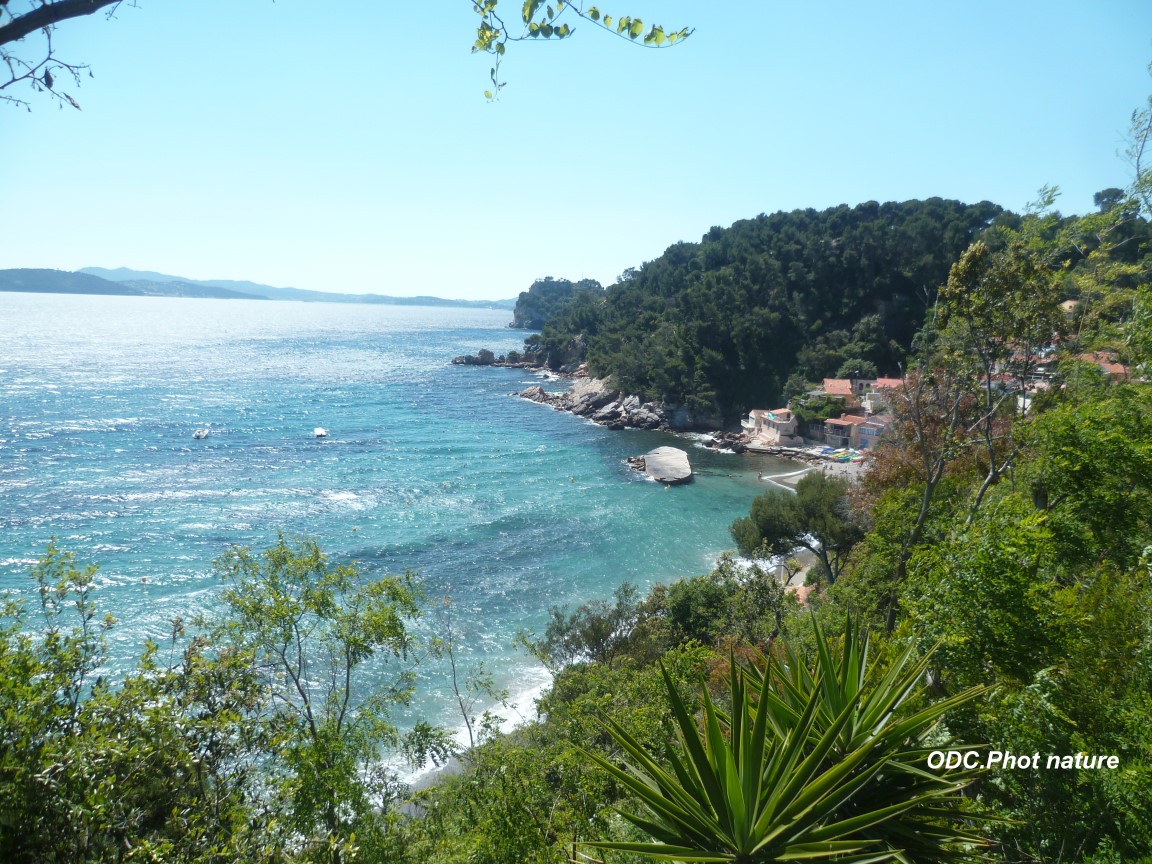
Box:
[0,292,796,775]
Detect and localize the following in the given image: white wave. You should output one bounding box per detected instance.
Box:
[396,662,553,788]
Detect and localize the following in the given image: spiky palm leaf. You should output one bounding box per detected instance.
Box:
[582,617,990,864]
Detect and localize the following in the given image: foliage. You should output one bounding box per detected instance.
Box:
[837,359,879,380]
[583,617,990,863]
[664,554,791,648]
[2,2,689,109]
[0,0,126,109]
[210,535,441,859]
[0,543,275,862]
[404,644,714,864]
[471,1,692,99]
[0,537,449,863]
[789,393,849,425]
[523,581,661,671]
[511,276,604,330]
[534,199,1005,419]
[732,471,864,585]
[429,595,509,753]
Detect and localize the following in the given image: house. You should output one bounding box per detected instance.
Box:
[742,408,802,447]
[823,414,871,449]
[862,377,902,414]
[797,378,861,412]
[855,414,891,449]
[822,378,855,399]
[1076,352,1129,381]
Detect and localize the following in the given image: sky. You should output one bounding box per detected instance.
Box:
[2,1,1152,300]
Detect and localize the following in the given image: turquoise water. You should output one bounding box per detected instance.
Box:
[0,293,794,753]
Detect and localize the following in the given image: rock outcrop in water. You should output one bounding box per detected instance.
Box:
[519,377,668,431]
[628,446,693,483]
[451,348,540,368]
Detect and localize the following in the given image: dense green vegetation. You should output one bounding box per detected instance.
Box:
[536,198,1009,418]
[510,276,604,329]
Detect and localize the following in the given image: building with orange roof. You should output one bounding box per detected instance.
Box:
[823,414,869,449]
[822,378,855,397]
[1076,352,1129,381]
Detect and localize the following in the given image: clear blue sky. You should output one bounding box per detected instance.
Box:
[2,1,1151,300]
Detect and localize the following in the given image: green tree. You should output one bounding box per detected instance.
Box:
[524,581,657,671]
[429,594,508,754]
[835,359,879,380]
[938,237,1063,518]
[210,535,441,863]
[0,543,277,862]
[731,471,864,585]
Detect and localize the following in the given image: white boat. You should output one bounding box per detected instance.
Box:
[192,428,209,440]
[313,427,328,438]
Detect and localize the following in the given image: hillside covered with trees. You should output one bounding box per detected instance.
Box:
[535,198,1010,419]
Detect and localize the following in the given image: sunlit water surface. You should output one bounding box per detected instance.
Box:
[0,293,795,772]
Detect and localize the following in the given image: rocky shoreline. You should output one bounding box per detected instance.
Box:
[517,371,728,434]
[518,373,861,476]
[519,376,667,431]
[457,357,864,478]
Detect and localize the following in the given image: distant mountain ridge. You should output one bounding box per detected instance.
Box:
[78,267,516,308]
[0,268,262,299]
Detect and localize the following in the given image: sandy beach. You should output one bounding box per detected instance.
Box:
[762,458,865,489]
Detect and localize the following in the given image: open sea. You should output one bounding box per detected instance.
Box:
[0,292,795,771]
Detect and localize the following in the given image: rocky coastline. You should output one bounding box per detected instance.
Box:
[517,370,729,434]
[450,353,867,487]
[519,376,667,431]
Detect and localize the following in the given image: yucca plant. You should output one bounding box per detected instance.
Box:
[582,617,990,864]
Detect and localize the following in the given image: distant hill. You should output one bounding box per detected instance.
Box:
[122,280,266,300]
[79,267,516,309]
[0,269,264,300]
[0,269,146,296]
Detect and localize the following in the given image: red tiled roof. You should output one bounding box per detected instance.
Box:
[872,377,903,390]
[822,378,854,396]
[1077,352,1129,376]
[825,415,869,426]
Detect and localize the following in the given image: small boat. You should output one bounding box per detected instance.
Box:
[192,428,209,440]
[313,427,328,438]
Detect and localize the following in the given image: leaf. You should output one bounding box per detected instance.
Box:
[645,26,666,46]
